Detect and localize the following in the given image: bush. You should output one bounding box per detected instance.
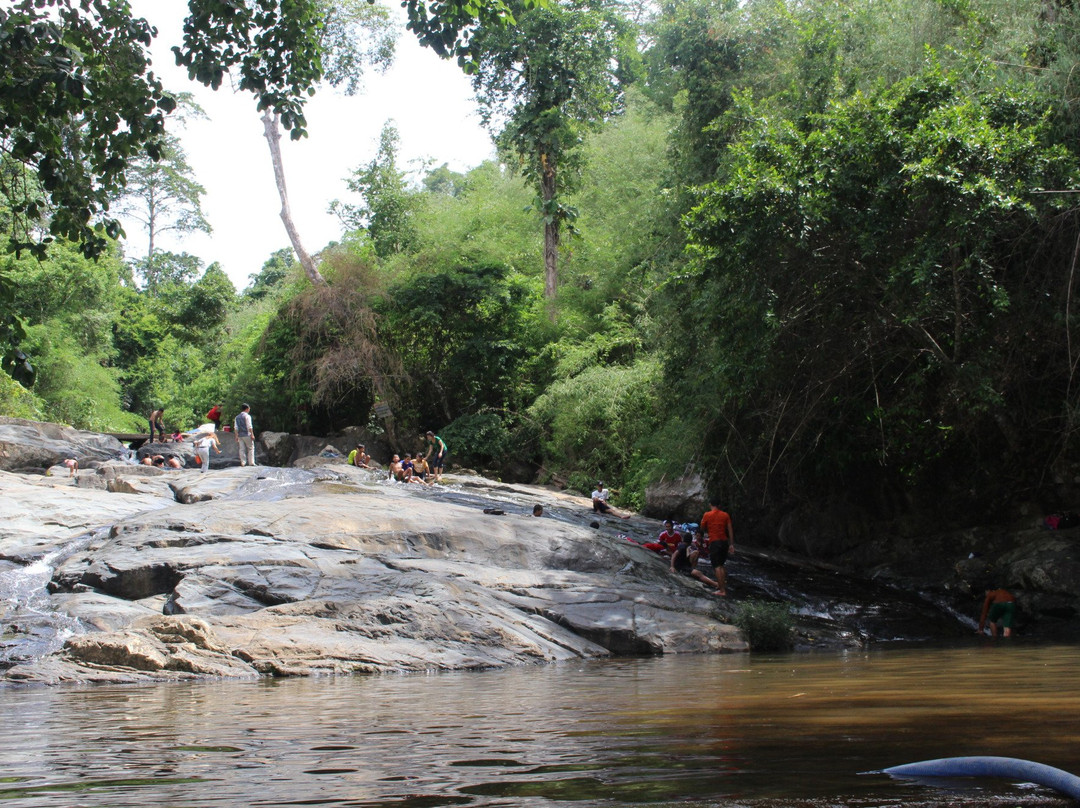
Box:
[440,412,512,468]
[0,372,44,420]
[734,600,794,651]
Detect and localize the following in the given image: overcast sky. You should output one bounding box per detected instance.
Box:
[124,1,497,290]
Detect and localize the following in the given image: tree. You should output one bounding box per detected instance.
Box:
[670,63,1079,511]
[422,163,469,197]
[0,1,176,260]
[378,260,538,424]
[470,0,638,299]
[0,0,524,267]
[115,99,211,274]
[245,248,298,301]
[174,0,529,287]
[330,122,422,258]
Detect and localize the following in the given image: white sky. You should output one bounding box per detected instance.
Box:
[124,1,496,290]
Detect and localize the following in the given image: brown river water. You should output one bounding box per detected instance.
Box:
[1,644,1078,808]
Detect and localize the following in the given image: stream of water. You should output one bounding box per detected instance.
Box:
[1,645,1078,808]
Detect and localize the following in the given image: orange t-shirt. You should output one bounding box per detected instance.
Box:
[700,508,731,544]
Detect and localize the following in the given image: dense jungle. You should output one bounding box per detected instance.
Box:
[4,0,1080,554]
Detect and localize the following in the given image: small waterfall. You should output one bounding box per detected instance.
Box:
[0,528,104,668]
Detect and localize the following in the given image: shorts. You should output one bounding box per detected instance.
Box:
[593,500,613,513]
[674,564,695,577]
[988,601,1015,628]
[709,540,730,568]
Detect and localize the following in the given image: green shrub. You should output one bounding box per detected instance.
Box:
[0,372,44,420]
[734,600,795,652]
[441,412,512,468]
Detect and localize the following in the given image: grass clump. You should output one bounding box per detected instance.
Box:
[734,599,794,651]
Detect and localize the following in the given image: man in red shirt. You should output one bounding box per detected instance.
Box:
[657,520,682,555]
[700,498,734,596]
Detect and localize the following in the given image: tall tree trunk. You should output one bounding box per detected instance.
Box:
[261,110,327,286]
[540,150,558,299]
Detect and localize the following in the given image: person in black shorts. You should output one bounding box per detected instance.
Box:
[670,535,724,595]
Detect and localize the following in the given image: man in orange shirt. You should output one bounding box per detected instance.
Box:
[700,497,734,596]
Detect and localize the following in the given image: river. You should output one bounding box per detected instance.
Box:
[1,644,1077,807]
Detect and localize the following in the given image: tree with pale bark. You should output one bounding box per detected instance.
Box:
[469,0,637,300]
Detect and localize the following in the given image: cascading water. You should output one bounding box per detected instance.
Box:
[0,528,105,668]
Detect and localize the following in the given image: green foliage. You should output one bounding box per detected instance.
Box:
[733,600,795,651]
[0,1,175,259]
[177,0,526,138]
[470,0,640,296]
[670,60,1078,508]
[378,260,543,428]
[115,121,212,268]
[528,358,663,500]
[0,370,43,420]
[331,122,422,258]
[22,324,138,431]
[244,248,299,301]
[439,412,515,469]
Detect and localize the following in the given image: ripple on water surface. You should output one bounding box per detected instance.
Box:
[0,647,1078,807]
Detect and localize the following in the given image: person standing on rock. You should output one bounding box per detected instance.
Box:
[206,403,223,431]
[148,407,165,443]
[234,404,256,466]
[424,431,448,483]
[977,587,1016,637]
[700,497,734,597]
[193,428,221,473]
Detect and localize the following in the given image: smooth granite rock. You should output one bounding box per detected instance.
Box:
[1,464,744,684]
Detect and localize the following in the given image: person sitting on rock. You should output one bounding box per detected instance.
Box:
[412,453,431,483]
[670,534,724,595]
[591,481,630,519]
[655,519,682,555]
[165,455,183,469]
[347,444,371,468]
[401,454,427,484]
[690,527,708,561]
[388,454,404,482]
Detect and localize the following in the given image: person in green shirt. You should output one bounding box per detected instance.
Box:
[346,444,371,468]
[424,431,448,483]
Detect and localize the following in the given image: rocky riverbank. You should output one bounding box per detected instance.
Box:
[0,452,749,685]
[1,416,1076,687]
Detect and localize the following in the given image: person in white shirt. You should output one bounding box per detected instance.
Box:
[590,481,630,519]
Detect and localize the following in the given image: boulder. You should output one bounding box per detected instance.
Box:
[2,466,747,684]
[0,417,126,471]
[643,473,709,522]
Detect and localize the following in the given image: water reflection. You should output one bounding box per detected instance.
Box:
[1,646,1078,807]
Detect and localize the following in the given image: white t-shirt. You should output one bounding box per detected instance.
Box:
[591,488,609,503]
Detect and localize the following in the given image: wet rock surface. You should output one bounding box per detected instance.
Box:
[1,465,754,684]
[5,417,1072,686]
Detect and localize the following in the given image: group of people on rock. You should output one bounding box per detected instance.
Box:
[143,403,255,473]
[627,498,734,598]
[384,432,449,485]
